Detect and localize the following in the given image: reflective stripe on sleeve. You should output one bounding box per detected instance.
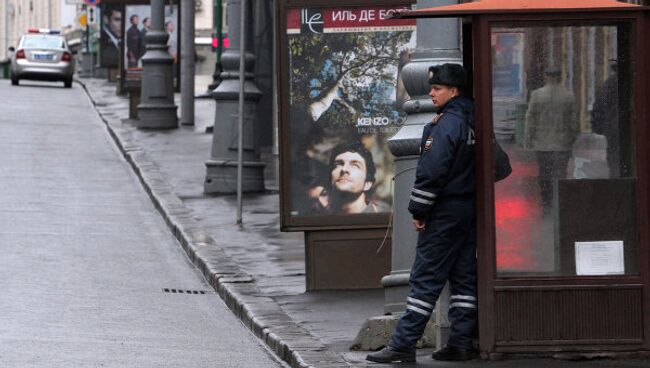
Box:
[410,195,434,205]
[411,188,437,199]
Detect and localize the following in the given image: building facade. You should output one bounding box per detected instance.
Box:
[1,0,62,60]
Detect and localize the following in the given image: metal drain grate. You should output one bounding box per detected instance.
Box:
[163,288,208,295]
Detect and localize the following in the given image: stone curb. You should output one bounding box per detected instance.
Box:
[77,79,350,368]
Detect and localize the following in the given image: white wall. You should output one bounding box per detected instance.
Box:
[60,1,77,29]
[1,0,63,59]
[195,0,213,31]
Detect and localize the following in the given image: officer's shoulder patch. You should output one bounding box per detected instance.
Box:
[431,113,444,125]
[424,136,434,151]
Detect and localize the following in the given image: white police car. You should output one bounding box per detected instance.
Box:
[9,29,75,88]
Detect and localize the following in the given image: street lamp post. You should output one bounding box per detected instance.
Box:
[204,0,264,195]
[352,0,462,351]
[180,0,195,126]
[207,0,224,92]
[384,0,462,348]
[137,0,178,129]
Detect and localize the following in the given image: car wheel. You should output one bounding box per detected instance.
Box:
[64,79,72,88]
[11,77,18,86]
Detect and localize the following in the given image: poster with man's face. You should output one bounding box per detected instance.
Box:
[99,4,124,67]
[284,7,415,222]
[124,5,178,70]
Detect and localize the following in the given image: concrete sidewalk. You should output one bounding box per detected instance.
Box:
[77,76,650,368]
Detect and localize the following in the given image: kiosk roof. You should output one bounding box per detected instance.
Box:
[391,0,646,18]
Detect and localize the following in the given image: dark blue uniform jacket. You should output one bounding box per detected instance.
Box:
[408,96,476,220]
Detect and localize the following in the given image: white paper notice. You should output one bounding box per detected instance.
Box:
[575,241,625,276]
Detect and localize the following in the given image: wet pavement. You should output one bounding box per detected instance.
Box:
[75,75,650,368]
[0,79,284,368]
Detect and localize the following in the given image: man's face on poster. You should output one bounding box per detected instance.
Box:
[330,151,373,196]
[107,10,122,36]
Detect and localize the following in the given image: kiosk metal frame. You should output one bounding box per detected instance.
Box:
[393,0,650,356]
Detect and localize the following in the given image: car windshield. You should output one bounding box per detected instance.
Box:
[21,35,65,49]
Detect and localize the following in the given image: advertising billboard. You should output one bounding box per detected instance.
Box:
[123,5,179,86]
[99,3,124,67]
[124,5,179,68]
[279,4,415,230]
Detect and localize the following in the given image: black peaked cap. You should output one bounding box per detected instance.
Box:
[428,63,467,87]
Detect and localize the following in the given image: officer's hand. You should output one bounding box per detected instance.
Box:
[412,219,426,232]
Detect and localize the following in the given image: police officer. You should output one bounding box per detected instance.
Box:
[367,63,477,363]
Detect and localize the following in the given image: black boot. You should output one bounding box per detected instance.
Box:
[366,346,416,363]
[431,345,477,361]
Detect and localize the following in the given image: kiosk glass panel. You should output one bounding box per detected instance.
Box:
[490,23,637,277]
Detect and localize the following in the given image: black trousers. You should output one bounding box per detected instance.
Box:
[389,198,477,351]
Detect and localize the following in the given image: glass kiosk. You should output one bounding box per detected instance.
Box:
[393,0,650,357]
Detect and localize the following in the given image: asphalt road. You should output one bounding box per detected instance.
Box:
[0,80,283,368]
